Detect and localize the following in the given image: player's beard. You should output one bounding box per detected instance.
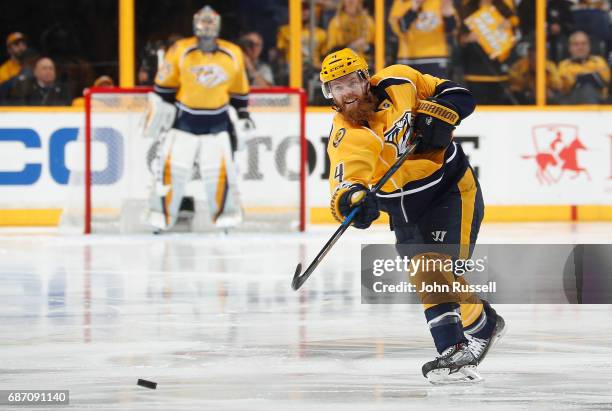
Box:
[337,92,378,127]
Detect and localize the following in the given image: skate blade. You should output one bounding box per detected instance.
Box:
[491,319,508,348]
[427,365,483,385]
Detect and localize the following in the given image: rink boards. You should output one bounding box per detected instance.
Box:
[0,106,611,226]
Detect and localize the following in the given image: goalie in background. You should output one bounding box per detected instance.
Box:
[143,5,255,232]
[320,48,505,384]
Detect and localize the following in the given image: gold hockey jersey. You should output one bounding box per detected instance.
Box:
[154,37,249,112]
[327,64,473,223]
[389,0,456,61]
[326,11,375,56]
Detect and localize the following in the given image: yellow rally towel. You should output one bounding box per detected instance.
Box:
[465,5,516,62]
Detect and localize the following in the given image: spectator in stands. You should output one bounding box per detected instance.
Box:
[240,31,275,86]
[558,31,610,104]
[508,45,563,104]
[0,48,38,105]
[0,32,28,85]
[8,57,70,106]
[40,26,94,104]
[319,0,341,28]
[137,34,184,86]
[326,0,375,62]
[547,0,575,62]
[275,1,327,101]
[459,0,520,104]
[389,0,458,77]
[572,0,611,58]
[276,1,327,70]
[71,75,115,107]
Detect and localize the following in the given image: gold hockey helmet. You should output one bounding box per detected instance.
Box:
[320,48,369,99]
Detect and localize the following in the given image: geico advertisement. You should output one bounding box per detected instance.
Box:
[0,110,611,209]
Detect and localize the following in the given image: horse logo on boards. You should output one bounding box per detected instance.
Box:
[522,124,590,185]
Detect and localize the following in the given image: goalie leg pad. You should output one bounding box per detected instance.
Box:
[198,131,243,228]
[148,129,199,230]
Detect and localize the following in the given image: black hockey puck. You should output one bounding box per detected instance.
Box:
[137,379,157,389]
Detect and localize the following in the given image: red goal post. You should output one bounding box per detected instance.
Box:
[72,86,307,233]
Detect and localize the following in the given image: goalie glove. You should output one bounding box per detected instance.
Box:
[235,111,256,150]
[142,92,177,140]
[331,183,380,229]
[411,98,460,154]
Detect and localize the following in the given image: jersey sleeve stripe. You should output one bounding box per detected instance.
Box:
[154,85,178,93]
[375,76,416,91]
[435,86,469,97]
[230,96,248,110]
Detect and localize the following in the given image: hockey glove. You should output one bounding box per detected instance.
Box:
[411,98,460,154]
[237,110,256,131]
[235,111,256,150]
[331,184,380,229]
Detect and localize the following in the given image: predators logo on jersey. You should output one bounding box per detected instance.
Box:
[383,111,412,156]
[190,65,228,88]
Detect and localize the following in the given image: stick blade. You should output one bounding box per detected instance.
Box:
[291,263,303,290]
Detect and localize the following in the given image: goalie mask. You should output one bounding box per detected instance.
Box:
[320,48,369,99]
[193,6,221,39]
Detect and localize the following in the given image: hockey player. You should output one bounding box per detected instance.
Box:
[320,48,505,383]
[144,5,254,231]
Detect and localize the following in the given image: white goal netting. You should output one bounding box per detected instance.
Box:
[60,87,306,233]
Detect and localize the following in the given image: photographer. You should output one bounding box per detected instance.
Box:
[239,32,274,86]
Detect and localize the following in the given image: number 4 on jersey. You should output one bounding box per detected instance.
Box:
[334,163,344,182]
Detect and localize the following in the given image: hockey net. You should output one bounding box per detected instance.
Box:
[60,86,307,233]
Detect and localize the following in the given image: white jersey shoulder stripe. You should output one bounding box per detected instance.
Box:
[436,86,469,96]
[445,142,457,163]
[362,126,385,150]
[376,174,444,197]
[180,45,199,67]
[218,46,239,69]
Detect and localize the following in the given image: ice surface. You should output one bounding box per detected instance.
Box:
[0,223,611,410]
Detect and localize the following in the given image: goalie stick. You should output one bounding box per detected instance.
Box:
[291,126,420,291]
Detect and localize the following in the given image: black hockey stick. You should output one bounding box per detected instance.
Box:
[291,130,419,291]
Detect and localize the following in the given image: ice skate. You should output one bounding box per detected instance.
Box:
[422,342,482,384]
[467,312,506,365]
